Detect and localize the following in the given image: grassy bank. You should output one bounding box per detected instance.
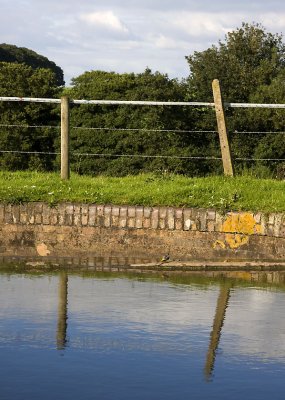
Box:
[0,171,284,212]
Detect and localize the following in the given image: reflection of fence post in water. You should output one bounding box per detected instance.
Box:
[204,284,231,380]
[56,272,68,350]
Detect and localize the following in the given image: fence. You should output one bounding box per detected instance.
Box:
[0,79,285,180]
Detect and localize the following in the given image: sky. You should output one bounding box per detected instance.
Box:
[1,0,285,85]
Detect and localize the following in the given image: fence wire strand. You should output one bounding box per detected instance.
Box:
[0,123,217,134]
[2,123,285,135]
[0,150,284,162]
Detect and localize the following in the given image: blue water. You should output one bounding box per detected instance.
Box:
[1,272,285,399]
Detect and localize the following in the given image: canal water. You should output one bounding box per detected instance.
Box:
[1,269,285,399]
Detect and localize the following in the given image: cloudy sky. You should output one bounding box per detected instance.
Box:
[1,1,285,84]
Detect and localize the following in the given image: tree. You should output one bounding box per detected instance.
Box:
[0,43,64,86]
[0,62,60,171]
[186,22,285,102]
[65,69,203,176]
[186,23,285,176]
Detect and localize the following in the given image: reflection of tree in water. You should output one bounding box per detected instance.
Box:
[204,283,232,380]
[56,272,68,350]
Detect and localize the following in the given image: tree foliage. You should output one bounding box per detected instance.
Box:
[0,62,60,171]
[0,43,64,86]
[0,24,285,178]
[186,22,285,177]
[65,69,206,176]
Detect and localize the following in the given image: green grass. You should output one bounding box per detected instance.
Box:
[0,171,284,212]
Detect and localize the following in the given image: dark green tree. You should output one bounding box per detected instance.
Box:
[0,62,60,171]
[186,22,285,176]
[65,69,204,176]
[0,43,64,86]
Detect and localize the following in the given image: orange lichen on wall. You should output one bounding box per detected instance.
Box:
[218,213,264,249]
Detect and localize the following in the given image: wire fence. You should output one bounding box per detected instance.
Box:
[0,86,285,179]
[0,123,284,162]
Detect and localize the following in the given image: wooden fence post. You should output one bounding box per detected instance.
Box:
[61,96,70,180]
[212,79,234,177]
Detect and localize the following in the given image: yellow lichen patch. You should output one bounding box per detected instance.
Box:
[225,233,249,249]
[213,240,226,249]
[222,212,264,235]
[217,212,265,249]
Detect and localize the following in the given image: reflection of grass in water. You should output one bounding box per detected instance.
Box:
[1,262,285,291]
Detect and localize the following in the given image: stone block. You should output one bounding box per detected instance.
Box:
[167,208,175,230]
[183,209,192,231]
[104,206,112,228]
[4,204,13,224]
[11,205,20,224]
[111,215,120,227]
[260,214,268,235]
[174,208,183,230]
[279,225,285,237]
[112,206,120,217]
[143,207,152,218]
[175,219,183,231]
[159,217,166,229]
[88,205,97,226]
[119,207,127,228]
[206,210,216,221]
[74,205,81,226]
[215,213,224,232]
[97,205,104,216]
[33,203,43,224]
[254,213,262,224]
[127,218,135,228]
[143,207,151,229]
[268,214,275,225]
[207,221,215,232]
[135,207,143,229]
[151,208,159,229]
[143,218,151,229]
[42,204,51,225]
[81,205,89,226]
[26,204,35,225]
[267,225,275,237]
[65,204,74,226]
[57,204,66,225]
[274,214,283,237]
[159,207,167,229]
[127,207,136,218]
[199,210,207,231]
[50,208,58,225]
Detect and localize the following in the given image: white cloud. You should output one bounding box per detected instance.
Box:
[259,12,285,31]
[153,34,180,49]
[170,12,245,38]
[2,1,285,84]
[80,11,129,33]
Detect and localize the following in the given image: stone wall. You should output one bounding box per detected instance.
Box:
[0,203,285,263]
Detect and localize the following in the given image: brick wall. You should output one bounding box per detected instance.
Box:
[0,203,284,262]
